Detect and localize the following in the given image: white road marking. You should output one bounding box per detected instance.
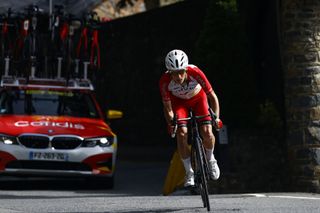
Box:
[269,195,320,200]
[245,194,320,200]
[246,194,267,197]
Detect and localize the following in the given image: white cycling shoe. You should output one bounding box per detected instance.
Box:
[184,171,195,187]
[208,159,220,180]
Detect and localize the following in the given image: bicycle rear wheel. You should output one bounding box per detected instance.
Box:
[192,137,210,211]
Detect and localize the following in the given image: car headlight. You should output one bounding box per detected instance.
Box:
[0,135,18,145]
[82,136,114,147]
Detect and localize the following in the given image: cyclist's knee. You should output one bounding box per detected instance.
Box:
[176,127,188,139]
[204,132,215,142]
[201,125,215,141]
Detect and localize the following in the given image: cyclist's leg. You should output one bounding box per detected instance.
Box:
[192,91,220,179]
[176,126,189,159]
[177,125,195,186]
[172,98,190,159]
[172,99,194,186]
[192,91,215,150]
[175,112,190,161]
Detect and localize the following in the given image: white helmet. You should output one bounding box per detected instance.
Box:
[165,49,189,71]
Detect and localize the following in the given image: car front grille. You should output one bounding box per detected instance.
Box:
[18,135,83,149]
[52,137,82,149]
[18,135,49,148]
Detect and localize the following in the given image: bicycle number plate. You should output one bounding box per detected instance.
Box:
[29,151,68,161]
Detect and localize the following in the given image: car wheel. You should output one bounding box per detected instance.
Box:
[85,175,114,189]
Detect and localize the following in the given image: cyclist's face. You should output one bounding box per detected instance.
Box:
[170,70,187,84]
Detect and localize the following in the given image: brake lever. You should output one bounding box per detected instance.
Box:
[209,108,222,131]
[171,115,177,138]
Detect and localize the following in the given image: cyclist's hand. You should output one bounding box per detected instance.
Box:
[167,124,174,135]
[214,118,223,130]
[167,124,177,138]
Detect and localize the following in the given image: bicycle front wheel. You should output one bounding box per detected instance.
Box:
[192,137,210,211]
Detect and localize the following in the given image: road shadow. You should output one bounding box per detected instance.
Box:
[0,160,170,197]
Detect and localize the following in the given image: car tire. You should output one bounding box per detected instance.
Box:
[85,175,114,189]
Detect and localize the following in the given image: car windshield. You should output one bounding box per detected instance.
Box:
[0,88,99,118]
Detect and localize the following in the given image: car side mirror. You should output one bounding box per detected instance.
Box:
[106,110,123,119]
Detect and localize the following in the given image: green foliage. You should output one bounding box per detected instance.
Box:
[216,0,238,11]
[257,100,283,130]
[195,0,259,127]
[194,0,287,193]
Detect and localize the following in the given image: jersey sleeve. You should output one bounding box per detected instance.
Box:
[159,73,171,102]
[187,65,213,94]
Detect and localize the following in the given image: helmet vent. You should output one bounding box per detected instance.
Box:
[175,59,179,68]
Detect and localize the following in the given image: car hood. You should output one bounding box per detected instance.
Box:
[0,115,113,138]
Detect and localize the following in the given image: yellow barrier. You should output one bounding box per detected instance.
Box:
[162,149,185,195]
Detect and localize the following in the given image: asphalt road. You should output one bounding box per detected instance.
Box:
[0,159,320,212]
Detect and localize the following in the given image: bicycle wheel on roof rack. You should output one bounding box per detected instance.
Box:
[0,29,5,77]
[0,22,12,77]
[88,29,100,81]
[192,136,211,211]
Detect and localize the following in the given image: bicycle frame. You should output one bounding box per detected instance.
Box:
[189,111,211,211]
[172,110,213,211]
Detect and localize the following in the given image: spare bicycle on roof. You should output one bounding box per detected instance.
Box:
[0,3,102,88]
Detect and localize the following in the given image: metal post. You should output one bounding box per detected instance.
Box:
[30,56,36,78]
[49,0,53,31]
[83,61,90,80]
[75,59,80,76]
[57,57,63,79]
[4,56,10,77]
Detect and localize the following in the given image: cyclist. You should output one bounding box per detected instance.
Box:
[159,49,221,187]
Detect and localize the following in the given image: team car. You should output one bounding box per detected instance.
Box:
[0,77,122,188]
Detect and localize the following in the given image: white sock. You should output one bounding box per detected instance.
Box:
[182,157,193,174]
[205,148,216,162]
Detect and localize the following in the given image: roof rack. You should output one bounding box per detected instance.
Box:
[0,76,94,90]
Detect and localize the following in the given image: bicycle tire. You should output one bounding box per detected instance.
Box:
[193,137,211,211]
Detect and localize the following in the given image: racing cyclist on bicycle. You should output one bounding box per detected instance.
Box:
[159,49,221,187]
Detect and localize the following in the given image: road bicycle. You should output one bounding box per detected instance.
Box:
[76,11,101,81]
[0,8,16,78]
[11,5,44,80]
[48,6,80,80]
[45,4,65,78]
[25,5,41,79]
[172,108,221,211]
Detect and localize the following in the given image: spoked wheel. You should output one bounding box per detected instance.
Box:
[192,137,210,211]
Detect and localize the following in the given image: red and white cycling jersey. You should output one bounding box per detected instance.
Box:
[159,65,213,101]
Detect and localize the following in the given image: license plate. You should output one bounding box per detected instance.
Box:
[29,152,68,161]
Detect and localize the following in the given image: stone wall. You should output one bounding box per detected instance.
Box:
[281,0,320,192]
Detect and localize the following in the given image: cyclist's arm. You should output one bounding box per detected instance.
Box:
[187,66,220,119]
[159,73,174,124]
[207,90,220,119]
[162,100,174,125]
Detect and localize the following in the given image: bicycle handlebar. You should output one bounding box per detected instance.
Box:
[170,108,222,138]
